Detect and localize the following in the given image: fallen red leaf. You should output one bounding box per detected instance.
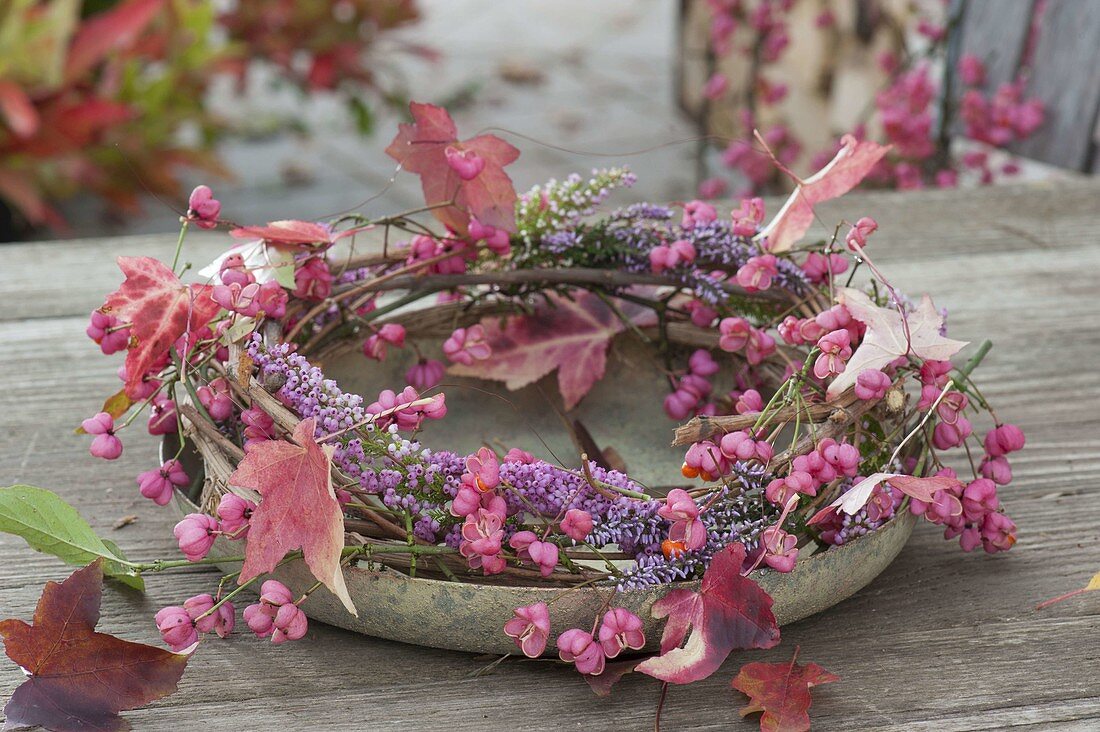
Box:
[636,543,780,684]
[0,560,189,732]
[756,135,891,253]
[731,648,840,732]
[385,101,520,235]
[228,417,356,615]
[103,256,219,398]
[448,291,656,410]
[65,0,166,83]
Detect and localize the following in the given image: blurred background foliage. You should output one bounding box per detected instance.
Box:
[0,0,421,236]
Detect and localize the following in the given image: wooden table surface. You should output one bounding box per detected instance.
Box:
[2,181,1099,731]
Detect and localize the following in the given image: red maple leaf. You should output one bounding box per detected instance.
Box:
[102,256,220,398]
[228,417,356,615]
[731,648,840,732]
[385,101,520,235]
[448,291,657,411]
[0,560,189,732]
[755,135,891,253]
[636,543,780,684]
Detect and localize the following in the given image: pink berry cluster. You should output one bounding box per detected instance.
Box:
[243,580,309,644]
[503,601,645,677]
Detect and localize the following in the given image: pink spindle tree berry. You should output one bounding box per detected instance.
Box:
[761,526,799,572]
[459,508,506,575]
[801,252,848,284]
[765,470,817,506]
[183,594,235,638]
[657,489,707,551]
[137,460,189,506]
[81,412,123,460]
[735,254,779,292]
[718,316,750,352]
[216,493,257,538]
[362,323,406,361]
[985,424,1026,456]
[196,377,233,422]
[597,608,645,658]
[442,324,492,365]
[406,358,446,391]
[468,217,511,255]
[560,508,594,542]
[293,256,334,301]
[241,406,275,450]
[814,329,853,379]
[509,531,560,577]
[504,602,551,658]
[681,200,717,228]
[719,430,773,463]
[243,580,308,644]
[173,513,219,562]
[444,145,485,181]
[187,185,221,229]
[845,216,878,250]
[147,396,178,436]
[557,628,606,676]
[86,311,130,355]
[854,368,891,400]
[465,446,501,492]
[154,606,198,652]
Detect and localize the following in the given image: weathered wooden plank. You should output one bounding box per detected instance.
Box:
[1011,0,1100,170]
[955,0,1035,91]
[3,181,1100,729]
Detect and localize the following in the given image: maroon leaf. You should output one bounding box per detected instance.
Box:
[636,543,780,684]
[385,102,520,234]
[0,560,189,732]
[731,648,840,732]
[448,291,656,410]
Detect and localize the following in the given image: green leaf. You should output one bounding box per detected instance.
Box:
[348,96,374,136]
[273,261,296,290]
[0,485,144,590]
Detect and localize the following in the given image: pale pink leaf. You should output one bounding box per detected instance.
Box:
[229,418,356,615]
[755,135,891,253]
[448,291,656,410]
[831,472,964,515]
[826,287,968,400]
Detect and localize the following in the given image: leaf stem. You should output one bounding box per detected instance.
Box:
[172,222,189,274]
